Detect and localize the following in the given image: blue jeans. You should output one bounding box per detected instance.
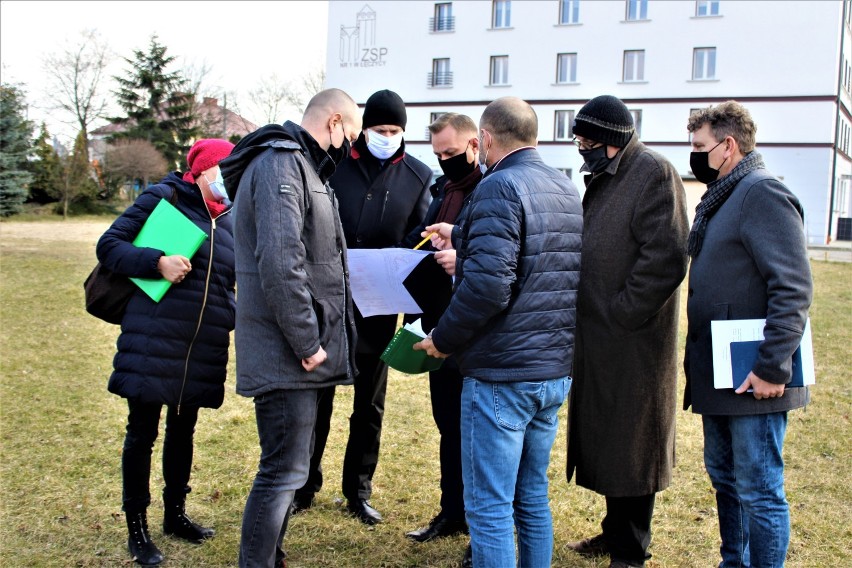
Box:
[461,377,570,568]
[702,412,789,568]
[239,389,319,568]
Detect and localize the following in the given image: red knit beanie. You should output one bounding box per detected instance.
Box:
[184,139,235,182]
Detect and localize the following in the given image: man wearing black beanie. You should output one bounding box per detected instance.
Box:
[293,89,433,526]
[565,95,689,568]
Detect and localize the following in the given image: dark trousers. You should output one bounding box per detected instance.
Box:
[239,389,319,568]
[342,351,389,501]
[296,385,336,498]
[429,362,465,520]
[602,494,656,566]
[296,351,389,502]
[122,399,199,514]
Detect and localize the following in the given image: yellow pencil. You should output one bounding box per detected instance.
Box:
[413,232,436,250]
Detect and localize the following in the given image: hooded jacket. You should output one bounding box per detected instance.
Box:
[96,172,235,409]
[220,121,357,396]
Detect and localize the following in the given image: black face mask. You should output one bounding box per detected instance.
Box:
[438,145,476,182]
[327,137,351,165]
[689,140,725,184]
[579,145,612,173]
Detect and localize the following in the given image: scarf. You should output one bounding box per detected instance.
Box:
[435,167,482,224]
[688,150,765,257]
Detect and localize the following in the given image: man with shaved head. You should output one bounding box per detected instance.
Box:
[220,88,362,568]
[415,97,583,568]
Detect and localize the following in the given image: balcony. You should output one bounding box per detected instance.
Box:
[427,71,454,87]
[429,16,455,32]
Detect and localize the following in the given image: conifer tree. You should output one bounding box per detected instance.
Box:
[0,84,33,216]
[58,130,98,218]
[108,35,197,169]
[27,123,63,204]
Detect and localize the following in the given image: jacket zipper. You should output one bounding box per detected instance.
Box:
[177,207,231,414]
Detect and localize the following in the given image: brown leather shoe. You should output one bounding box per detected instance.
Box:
[566,533,609,557]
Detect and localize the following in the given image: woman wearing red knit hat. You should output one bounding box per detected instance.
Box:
[96,138,236,565]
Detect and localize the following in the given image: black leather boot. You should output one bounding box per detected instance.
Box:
[126,511,164,565]
[163,498,215,543]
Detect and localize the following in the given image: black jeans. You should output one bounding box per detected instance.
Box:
[602,493,656,566]
[239,389,319,568]
[296,386,335,499]
[429,362,465,520]
[122,399,199,514]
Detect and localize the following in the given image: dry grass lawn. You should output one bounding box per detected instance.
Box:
[1,218,849,567]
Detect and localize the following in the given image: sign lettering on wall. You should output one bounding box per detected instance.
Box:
[339,4,388,68]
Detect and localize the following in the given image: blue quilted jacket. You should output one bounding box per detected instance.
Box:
[96,173,236,409]
[431,148,583,381]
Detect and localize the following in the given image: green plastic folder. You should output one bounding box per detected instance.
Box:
[129,198,207,302]
[380,324,445,375]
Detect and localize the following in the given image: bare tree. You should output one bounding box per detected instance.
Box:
[248,74,292,124]
[42,29,110,144]
[284,68,326,115]
[102,139,168,199]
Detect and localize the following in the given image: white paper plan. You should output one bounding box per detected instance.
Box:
[346,248,433,317]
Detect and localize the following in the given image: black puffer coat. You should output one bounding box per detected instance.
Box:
[430,148,583,381]
[96,173,236,409]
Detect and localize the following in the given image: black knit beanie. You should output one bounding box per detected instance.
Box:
[572,95,635,147]
[362,89,407,130]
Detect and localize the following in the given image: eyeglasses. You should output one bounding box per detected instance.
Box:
[572,137,603,151]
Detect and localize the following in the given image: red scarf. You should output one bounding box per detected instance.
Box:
[435,168,482,224]
[206,199,227,218]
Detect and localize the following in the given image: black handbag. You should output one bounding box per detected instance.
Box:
[83,262,136,325]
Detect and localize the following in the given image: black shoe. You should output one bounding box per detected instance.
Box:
[461,544,472,568]
[406,514,468,542]
[566,533,609,557]
[346,499,383,525]
[291,492,314,514]
[126,511,164,566]
[163,504,215,543]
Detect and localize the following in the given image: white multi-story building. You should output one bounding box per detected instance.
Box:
[326,0,852,244]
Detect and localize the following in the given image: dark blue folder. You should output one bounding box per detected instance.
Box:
[729,341,805,389]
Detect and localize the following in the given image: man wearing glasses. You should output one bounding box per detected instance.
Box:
[564,95,689,568]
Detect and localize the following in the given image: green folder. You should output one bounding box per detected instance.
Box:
[129,198,208,302]
[380,325,445,375]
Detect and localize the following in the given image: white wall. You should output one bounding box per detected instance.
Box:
[326,0,845,243]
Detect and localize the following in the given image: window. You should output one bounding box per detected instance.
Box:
[430,58,452,86]
[554,110,575,140]
[623,50,645,82]
[559,0,580,24]
[432,2,454,32]
[427,112,448,140]
[492,0,511,28]
[626,0,648,20]
[693,47,717,80]
[629,109,642,138]
[556,53,578,84]
[490,55,509,85]
[695,0,720,16]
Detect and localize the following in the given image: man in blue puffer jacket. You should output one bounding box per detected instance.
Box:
[415,97,583,568]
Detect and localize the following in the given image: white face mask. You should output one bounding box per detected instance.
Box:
[205,169,229,203]
[366,129,403,160]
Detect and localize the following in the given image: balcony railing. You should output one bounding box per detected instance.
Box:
[427,71,454,87]
[429,16,455,32]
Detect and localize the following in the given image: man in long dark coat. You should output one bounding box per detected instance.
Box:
[566,95,689,568]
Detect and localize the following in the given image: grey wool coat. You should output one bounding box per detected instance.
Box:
[567,134,689,497]
[684,168,812,415]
